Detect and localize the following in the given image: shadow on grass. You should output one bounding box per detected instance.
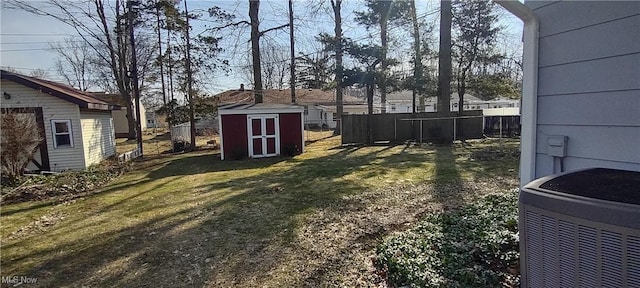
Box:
[433,145,463,206]
[4,142,434,287]
[0,200,59,217]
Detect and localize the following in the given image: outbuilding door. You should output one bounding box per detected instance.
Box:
[1,107,50,171]
[247,114,280,158]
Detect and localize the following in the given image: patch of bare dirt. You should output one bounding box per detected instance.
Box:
[6,210,68,241]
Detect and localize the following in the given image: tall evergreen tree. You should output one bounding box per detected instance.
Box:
[355,0,408,113]
[297,52,332,89]
[331,0,344,134]
[452,0,500,114]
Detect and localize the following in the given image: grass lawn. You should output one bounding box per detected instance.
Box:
[115,129,219,156]
[0,133,519,287]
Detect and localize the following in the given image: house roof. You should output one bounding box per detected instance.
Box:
[90,93,128,106]
[1,69,120,111]
[214,88,365,106]
[218,102,305,115]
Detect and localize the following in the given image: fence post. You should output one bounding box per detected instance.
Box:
[453,117,457,142]
[420,120,423,144]
[499,116,503,147]
[394,118,397,141]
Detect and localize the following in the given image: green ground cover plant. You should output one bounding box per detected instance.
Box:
[376,192,520,287]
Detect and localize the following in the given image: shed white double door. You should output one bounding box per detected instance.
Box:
[247,114,280,158]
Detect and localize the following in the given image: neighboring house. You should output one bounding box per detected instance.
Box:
[145,111,168,129]
[214,87,369,128]
[304,104,335,129]
[503,1,640,185]
[91,92,146,138]
[1,69,120,171]
[385,90,519,113]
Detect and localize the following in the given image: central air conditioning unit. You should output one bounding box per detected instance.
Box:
[520,168,640,288]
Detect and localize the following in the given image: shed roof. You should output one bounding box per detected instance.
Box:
[1,69,120,111]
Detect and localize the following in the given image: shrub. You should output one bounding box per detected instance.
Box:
[0,158,132,204]
[231,146,247,160]
[172,139,189,152]
[281,144,299,157]
[1,112,43,178]
[376,192,520,288]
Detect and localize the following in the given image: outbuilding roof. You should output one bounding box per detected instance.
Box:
[1,69,120,111]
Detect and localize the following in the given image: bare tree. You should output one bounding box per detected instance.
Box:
[248,0,289,103]
[28,69,50,80]
[8,0,146,140]
[50,39,95,91]
[1,112,43,178]
[331,0,343,134]
[249,0,263,102]
[289,0,296,103]
[261,42,289,90]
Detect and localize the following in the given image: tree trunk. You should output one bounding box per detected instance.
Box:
[289,0,295,103]
[332,0,343,135]
[156,1,167,107]
[184,0,196,150]
[249,0,263,103]
[366,82,374,144]
[379,13,388,114]
[438,0,453,143]
[99,0,136,140]
[128,0,143,156]
[410,0,421,114]
[458,70,465,115]
[167,29,175,125]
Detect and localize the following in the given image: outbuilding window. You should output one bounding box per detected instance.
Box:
[51,120,73,148]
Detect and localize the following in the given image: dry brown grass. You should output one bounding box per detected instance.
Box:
[1,136,520,287]
[115,129,219,156]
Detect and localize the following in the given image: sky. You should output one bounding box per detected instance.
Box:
[0,0,523,99]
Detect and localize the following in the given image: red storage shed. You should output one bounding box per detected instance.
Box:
[218,103,305,160]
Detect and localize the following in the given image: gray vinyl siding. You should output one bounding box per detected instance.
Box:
[80,110,116,167]
[1,79,86,171]
[528,1,640,178]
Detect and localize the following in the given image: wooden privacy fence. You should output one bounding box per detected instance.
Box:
[341,111,485,144]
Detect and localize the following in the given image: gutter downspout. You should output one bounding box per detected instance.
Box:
[495,0,539,187]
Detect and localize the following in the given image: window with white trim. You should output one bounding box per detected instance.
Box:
[51,120,73,148]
